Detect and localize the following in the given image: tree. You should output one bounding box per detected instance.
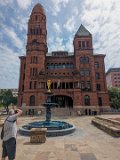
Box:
[108,88,120,109]
[0,90,17,113]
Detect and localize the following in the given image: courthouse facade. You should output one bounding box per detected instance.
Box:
[18,3,110,115]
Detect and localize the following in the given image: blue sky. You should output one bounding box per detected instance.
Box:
[0,0,120,89]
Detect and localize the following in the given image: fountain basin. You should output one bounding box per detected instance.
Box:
[19,120,76,137]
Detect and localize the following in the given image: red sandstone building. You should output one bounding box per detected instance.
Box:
[106,68,120,88]
[17,3,110,115]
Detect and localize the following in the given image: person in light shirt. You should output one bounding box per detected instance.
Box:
[1,108,22,160]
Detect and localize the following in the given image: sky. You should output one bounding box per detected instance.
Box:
[0,0,120,89]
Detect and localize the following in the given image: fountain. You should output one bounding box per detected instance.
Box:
[19,80,76,137]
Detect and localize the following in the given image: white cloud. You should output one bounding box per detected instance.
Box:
[53,22,61,33]
[81,0,120,71]
[51,0,70,15]
[48,36,65,52]
[73,7,79,15]
[17,0,32,9]
[64,16,75,32]
[11,16,28,32]
[4,26,23,49]
[65,37,73,52]
[0,12,4,21]
[0,44,20,88]
[0,0,13,6]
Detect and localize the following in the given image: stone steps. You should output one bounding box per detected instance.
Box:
[92,116,120,137]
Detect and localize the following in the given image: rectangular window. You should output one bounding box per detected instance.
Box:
[23,73,25,80]
[79,41,82,48]
[34,81,37,89]
[96,73,100,79]
[22,85,24,92]
[98,97,102,106]
[32,68,38,76]
[74,82,79,89]
[96,84,101,91]
[80,69,84,76]
[87,81,91,91]
[95,62,99,68]
[31,56,38,64]
[86,41,89,48]
[82,41,85,48]
[79,41,89,49]
[30,68,32,76]
[29,81,32,89]
[81,81,85,90]
[86,69,90,76]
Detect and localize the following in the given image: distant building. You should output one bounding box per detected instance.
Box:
[0,89,18,97]
[17,3,110,115]
[106,68,120,88]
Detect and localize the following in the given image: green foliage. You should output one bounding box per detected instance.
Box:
[108,88,120,109]
[0,104,4,109]
[0,90,17,110]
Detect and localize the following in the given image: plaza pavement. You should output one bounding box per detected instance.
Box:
[0,115,120,160]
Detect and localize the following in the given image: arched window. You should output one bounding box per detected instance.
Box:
[84,95,90,106]
[29,95,35,106]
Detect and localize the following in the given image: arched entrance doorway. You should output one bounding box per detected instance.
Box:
[51,95,73,108]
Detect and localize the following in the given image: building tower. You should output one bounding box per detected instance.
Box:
[73,24,109,112]
[18,3,47,107]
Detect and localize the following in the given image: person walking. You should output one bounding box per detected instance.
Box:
[1,108,22,160]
